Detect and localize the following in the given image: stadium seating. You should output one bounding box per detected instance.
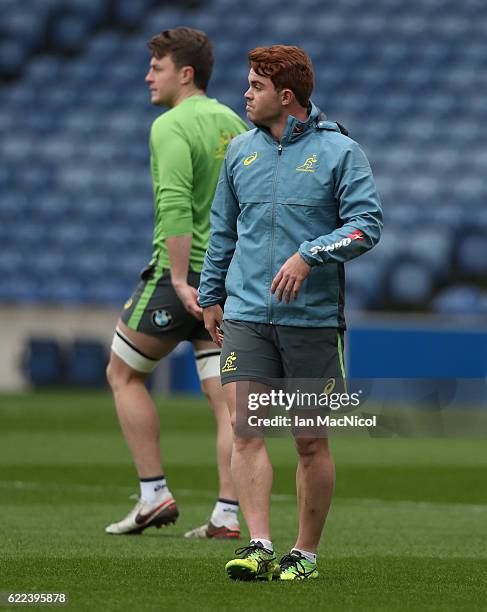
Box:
[433,285,487,315]
[66,339,108,387]
[21,337,108,387]
[22,338,67,386]
[1,0,486,312]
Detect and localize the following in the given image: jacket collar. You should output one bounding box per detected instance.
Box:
[258,101,321,145]
[281,101,321,144]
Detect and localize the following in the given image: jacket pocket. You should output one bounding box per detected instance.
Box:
[305,265,339,308]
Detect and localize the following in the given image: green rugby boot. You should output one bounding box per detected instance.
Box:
[279,550,319,581]
[225,542,278,581]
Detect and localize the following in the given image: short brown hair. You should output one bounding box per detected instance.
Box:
[248,45,314,108]
[148,27,214,90]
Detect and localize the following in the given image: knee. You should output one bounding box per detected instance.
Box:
[200,378,213,403]
[295,438,326,464]
[106,355,141,394]
[233,434,264,454]
[106,358,117,390]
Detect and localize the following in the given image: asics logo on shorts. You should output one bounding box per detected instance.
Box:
[323,378,336,394]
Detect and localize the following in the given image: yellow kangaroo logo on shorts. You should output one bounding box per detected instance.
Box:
[222,352,237,373]
[243,152,258,166]
[296,154,318,172]
[123,298,133,310]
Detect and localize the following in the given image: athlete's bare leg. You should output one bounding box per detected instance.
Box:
[194,338,237,501]
[224,381,272,540]
[106,319,177,478]
[293,437,335,553]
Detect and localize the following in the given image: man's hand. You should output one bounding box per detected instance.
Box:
[203,304,224,347]
[173,282,203,320]
[271,252,311,303]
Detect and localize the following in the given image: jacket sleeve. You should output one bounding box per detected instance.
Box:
[298,142,383,265]
[198,154,239,307]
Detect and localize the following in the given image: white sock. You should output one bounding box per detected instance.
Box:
[139,476,167,503]
[251,538,273,552]
[210,498,239,527]
[292,548,317,564]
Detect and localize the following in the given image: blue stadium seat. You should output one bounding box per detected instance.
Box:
[75,251,110,281]
[31,250,66,277]
[271,13,308,39]
[55,164,98,193]
[387,260,435,306]
[78,196,116,224]
[42,279,86,304]
[53,223,91,250]
[408,229,453,279]
[140,9,184,36]
[0,165,12,192]
[0,193,34,221]
[113,0,152,29]
[456,234,487,277]
[21,166,54,193]
[345,257,386,308]
[21,111,57,135]
[1,8,48,53]
[67,339,108,387]
[36,194,73,221]
[117,252,147,282]
[62,110,101,135]
[25,56,64,84]
[11,221,52,249]
[2,278,43,303]
[0,250,25,278]
[1,132,35,163]
[105,111,142,138]
[54,0,109,29]
[22,339,66,386]
[433,285,487,316]
[49,14,91,54]
[84,280,131,305]
[0,38,29,78]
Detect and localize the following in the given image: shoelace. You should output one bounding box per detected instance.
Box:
[234,544,275,568]
[279,553,316,578]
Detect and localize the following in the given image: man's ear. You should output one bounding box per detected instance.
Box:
[179,65,195,86]
[281,88,294,107]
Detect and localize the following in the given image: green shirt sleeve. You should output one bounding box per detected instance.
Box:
[150,118,193,237]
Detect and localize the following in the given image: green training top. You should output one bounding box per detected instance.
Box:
[149,95,248,272]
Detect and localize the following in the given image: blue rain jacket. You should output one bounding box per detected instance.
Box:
[199,103,383,328]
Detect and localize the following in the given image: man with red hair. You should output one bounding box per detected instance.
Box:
[199,45,382,580]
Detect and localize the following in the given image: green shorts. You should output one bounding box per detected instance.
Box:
[121,266,211,342]
[219,320,346,385]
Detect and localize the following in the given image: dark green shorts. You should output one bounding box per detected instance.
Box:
[220,320,346,385]
[121,266,211,342]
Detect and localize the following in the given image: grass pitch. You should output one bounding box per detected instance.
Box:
[1,391,486,611]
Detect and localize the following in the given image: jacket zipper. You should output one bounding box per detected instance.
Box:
[268,142,283,324]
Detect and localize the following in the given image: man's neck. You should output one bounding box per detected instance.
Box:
[269,105,309,141]
[172,86,206,108]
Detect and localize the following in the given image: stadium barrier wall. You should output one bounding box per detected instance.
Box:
[0,307,485,391]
